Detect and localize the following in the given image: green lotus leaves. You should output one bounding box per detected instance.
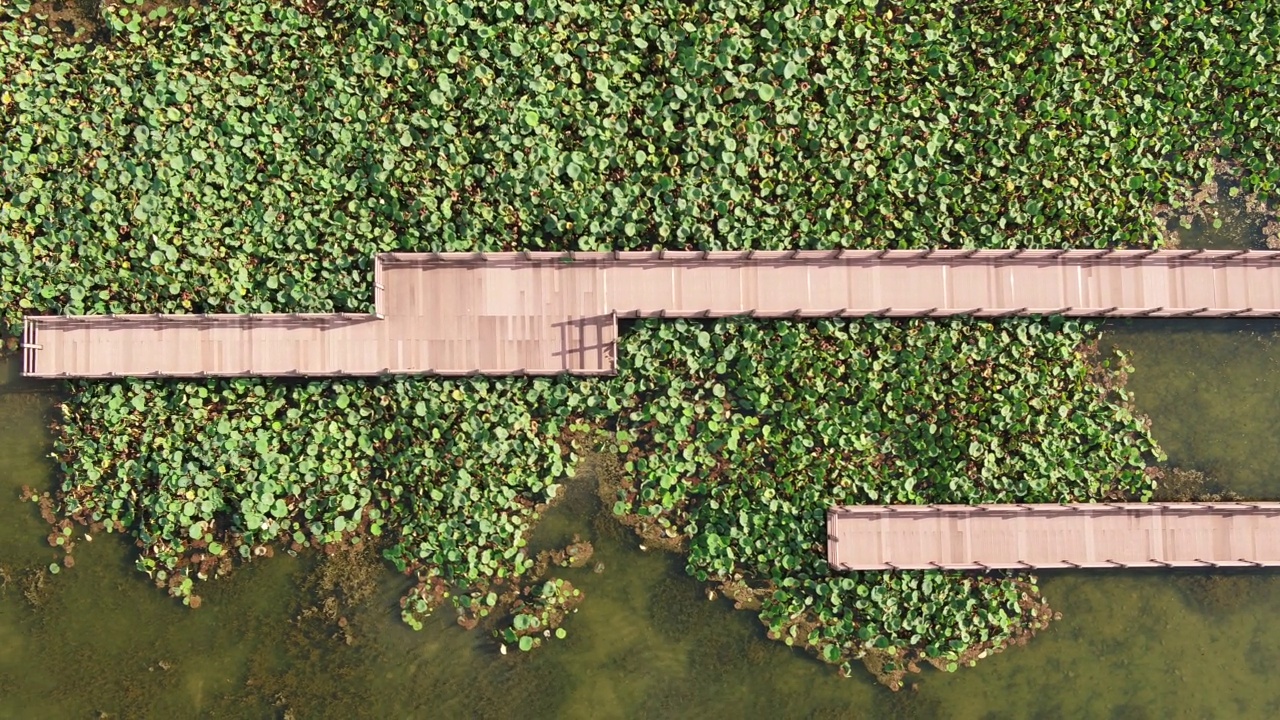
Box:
[59,315,1156,674]
[4,2,1280,332]
[54,375,587,610]
[7,0,1240,680]
[601,317,1158,671]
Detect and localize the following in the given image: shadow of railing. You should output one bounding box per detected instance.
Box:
[377,248,1280,271]
[30,313,381,331]
[550,313,617,372]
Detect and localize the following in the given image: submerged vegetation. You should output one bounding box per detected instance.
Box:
[295,539,385,645]
[1155,164,1280,250]
[4,0,1279,686]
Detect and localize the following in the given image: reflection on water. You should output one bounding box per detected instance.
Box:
[7,246,1280,719]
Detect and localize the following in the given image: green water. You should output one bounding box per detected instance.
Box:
[0,362,888,718]
[6,334,1280,720]
[1163,184,1271,251]
[7,218,1280,717]
[1106,320,1280,499]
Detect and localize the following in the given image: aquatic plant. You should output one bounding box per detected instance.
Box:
[53,376,589,615]
[1150,467,1238,503]
[6,1,1280,335]
[43,316,1157,677]
[4,0,1240,682]
[495,577,582,653]
[600,317,1160,679]
[296,539,385,644]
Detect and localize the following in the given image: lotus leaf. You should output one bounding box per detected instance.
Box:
[9,0,1218,683]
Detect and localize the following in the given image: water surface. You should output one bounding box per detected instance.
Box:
[6,262,1280,718]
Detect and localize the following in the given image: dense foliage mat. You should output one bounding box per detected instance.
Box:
[52,376,585,621]
[6,0,1256,681]
[52,317,1160,675]
[603,317,1158,677]
[5,0,1280,334]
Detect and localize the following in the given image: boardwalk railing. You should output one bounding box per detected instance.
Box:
[827,503,1280,571]
[373,254,387,319]
[380,248,1280,262]
[21,317,38,374]
[23,249,1280,378]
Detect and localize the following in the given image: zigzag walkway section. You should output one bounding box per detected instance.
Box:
[25,250,1280,571]
[827,503,1280,570]
[22,248,1280,378]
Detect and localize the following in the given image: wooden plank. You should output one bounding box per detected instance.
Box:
[21,317,36,375]
[827,503,1280,570]
[948,261,995,309]
[21,251,1280,378]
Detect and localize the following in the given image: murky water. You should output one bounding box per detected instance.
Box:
[7,218,1280,718]
[0,363,886,719]
[1172,190,1272,251]
[1105,319,1280,499]
[6,328,1280,720]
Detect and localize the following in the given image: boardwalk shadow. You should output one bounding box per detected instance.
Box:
[551,315,616,373]
[37,314,380,332]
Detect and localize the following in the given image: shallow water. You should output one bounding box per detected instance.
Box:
[1164,188,1269,250]
[6,331,1280,720]
[0,365,885,718]
[1105,319,1280,499]
[6,216,1280,718]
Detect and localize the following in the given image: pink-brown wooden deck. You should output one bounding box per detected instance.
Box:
[23,249,1280,378]
[827,503,1280,570]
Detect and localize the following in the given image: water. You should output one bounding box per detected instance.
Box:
[0,366,886,718]
[1162,185,1271,250]
[1105,319,1280,499]
[7,218,1280,718]
[6,328,1280,720]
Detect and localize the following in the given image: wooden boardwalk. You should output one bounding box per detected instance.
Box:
[23,249,1280,378]
[827,503,1280,570]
